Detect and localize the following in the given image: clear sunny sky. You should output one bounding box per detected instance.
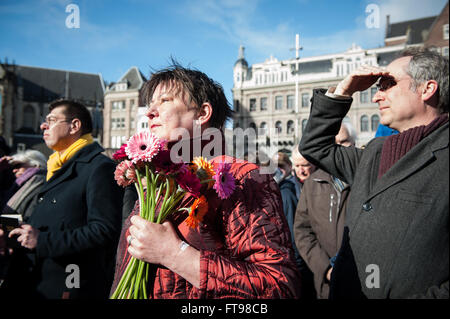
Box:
[0,0,447,106]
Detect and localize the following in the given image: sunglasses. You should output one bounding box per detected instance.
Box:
[376,76,397,92]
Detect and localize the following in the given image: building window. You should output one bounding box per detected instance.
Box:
[23,105,35,129]
[115,83,127,91]
[443,24,449,40]
[112,101,125,111]
[360,90,369,104]
[371,115,380,132]
[260,122,267,135]
[301,93,310,108]
[302,119,308,132]
[112,117,125,129]
[287,95,294,109]
[275,121,282,134]
[111,136,123,148]
[443,46,449,57]
[249,122,257,131]
[360,115,369,132]
[275,96,283,110]
[287,120,294,134]
[260,97,268,111]
[249,98,256,112]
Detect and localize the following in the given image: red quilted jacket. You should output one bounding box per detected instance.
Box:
[110,155,301,299]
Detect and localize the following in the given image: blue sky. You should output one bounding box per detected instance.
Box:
[1,0,447,106]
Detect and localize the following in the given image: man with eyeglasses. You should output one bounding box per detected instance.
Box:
[299,47,448,299]
[0,99,123,299]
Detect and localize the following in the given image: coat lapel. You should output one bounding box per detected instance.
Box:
[40,143,103,194]
[367,123,448,201]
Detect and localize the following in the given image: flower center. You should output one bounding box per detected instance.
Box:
[140,145,147,151]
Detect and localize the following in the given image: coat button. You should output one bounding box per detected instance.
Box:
[362,202,373,212]
[38,197,44,203]
[51,198,57,204]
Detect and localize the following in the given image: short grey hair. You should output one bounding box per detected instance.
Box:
[10,150,47,168]
[400,47,449,114]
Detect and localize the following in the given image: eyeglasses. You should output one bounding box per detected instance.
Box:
[42,116,73,127]
[376,76,397,92]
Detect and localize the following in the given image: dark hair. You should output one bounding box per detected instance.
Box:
[399,47,449,114]
[140,61,233,129]
[49,99,93,135]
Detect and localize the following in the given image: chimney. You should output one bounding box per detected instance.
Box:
[385,15,391,37]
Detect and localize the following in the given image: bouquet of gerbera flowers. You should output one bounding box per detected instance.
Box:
[110,131,236,299]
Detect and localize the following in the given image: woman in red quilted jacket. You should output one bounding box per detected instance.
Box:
[110,62,301,299]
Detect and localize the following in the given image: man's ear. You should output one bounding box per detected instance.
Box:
[69,118,83,136]
[197,102,213,126]
[422,80,438,102]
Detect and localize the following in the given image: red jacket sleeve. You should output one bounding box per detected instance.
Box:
[198,162,301,299]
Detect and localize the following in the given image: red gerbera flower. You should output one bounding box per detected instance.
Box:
[112,143,128,161]
[152,149,184,175]
[176,165,201,198]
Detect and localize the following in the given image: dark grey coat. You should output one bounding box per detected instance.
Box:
[7,142,124,299]
[299,89,449,299]
[294,169,350,299]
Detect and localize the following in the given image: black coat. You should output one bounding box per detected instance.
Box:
[7,143,124,299]
[300,89,449,299]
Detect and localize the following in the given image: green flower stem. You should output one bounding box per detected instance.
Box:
[146,166,150,220]
[135,169,146,215]
[142,262,148,299]
[160,191,185,222]
[134,259,145,299]
[157,178,171,224]
[151,182,163,223]
[111,256,137,299]
[111,170,190,299]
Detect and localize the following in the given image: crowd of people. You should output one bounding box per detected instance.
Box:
[0,47,448,299]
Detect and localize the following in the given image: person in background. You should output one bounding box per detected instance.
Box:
[1,150,47,220]
[292,147,317,187]
[0,138,15,210]
[375,123,398,137]
[272,152,304,272]
[1,99,123,299]
[299,47,448,298]
[294,122,356,299]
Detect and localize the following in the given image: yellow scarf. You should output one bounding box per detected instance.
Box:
[46,133,94,181]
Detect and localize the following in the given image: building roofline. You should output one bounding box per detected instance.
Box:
[13,63,103,77]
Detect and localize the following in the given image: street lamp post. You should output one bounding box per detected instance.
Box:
[291,34,302,146]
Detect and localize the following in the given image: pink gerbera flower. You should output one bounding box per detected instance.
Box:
[176,165,201,198]
[213,162,235,199]
[125,131,162,164]
[114,160,137,187]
